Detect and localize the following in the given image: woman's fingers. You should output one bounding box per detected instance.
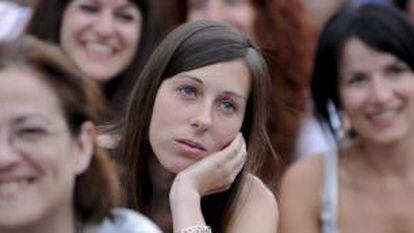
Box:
[177,133,248,197]
[206,134,247,195]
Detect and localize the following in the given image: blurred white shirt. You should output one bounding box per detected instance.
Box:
[295,102,340,159]
[0,1,31,40]
[295,116,333,158]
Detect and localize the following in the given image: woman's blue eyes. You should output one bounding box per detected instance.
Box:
[178,85,197,98]
[219,100,237,112]
[177,85,238,113]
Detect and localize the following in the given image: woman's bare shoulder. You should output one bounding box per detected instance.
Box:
[227,174,278,232]
[281,154,325,191]
[243,173,278,211]
[279,154,326,233]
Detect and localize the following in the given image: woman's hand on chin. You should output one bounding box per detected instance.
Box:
[171,133,247,199]
[169,133,247,232]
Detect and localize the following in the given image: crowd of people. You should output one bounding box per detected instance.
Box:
[1,0,414,233]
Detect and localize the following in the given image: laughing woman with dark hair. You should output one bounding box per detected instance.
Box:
[280,4,414,233]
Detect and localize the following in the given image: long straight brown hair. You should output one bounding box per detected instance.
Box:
[119,20,278,232]
[163,0,316,178]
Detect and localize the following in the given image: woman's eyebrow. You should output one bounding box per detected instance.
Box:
[223,91,248,101]
[12,114,51,125]
[174,73,204,84]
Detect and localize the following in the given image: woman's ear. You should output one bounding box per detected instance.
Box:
[73,121,95,175]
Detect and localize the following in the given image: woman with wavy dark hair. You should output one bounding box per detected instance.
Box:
[162,0,315,179]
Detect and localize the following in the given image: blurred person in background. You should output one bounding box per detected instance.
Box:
[26,0,163,120]
[163,0,315,183]
[280,4,414,233]
[296,0,390,159]
[0,36,161,233]
[302,0,345,31]
[302,0,389,32]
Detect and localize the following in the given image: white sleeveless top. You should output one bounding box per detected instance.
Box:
[321,150,339,233]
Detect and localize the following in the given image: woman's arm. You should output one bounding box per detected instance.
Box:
[279,155,324,233]
[169,133,247,233]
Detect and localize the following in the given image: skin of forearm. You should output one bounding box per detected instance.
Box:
[170,172,206,233]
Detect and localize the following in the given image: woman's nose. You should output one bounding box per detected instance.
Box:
[369,77,393,105]
[189,105,213,132]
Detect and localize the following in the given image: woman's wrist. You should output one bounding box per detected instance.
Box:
[170,172,205,232]
[170,172,200,205]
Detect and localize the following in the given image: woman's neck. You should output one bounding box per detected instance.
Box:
[349,134,414,179]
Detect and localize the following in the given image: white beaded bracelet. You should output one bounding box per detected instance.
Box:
[180,224,212,233]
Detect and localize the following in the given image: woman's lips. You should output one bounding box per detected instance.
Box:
[175,139,207,159]
[366,106,401,128]
[177,139,206,150]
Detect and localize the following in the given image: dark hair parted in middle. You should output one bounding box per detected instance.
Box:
[119,20,278,231]
[311,4,414,136]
